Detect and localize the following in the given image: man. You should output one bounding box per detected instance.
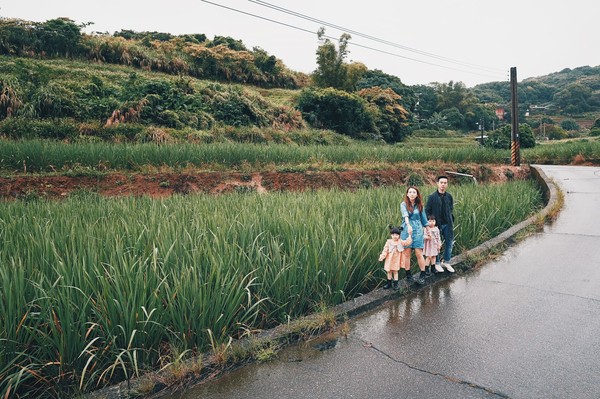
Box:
[425,175,455,273]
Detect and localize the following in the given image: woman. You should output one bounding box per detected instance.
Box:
[400,186,429,285]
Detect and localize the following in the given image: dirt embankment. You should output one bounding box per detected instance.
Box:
[0,164,530,200]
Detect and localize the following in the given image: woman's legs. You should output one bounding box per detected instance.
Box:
[403,248,426,284]
[402,248,411,271]
[414,248,426,271]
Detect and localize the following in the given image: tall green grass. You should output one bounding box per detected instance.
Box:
[523,138,600,164]
[0,181,542,396]
[1,138,597,174]
[0,140,507,173]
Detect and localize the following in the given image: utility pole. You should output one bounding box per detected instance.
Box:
[510,67,520,166]
[480,118,484,145]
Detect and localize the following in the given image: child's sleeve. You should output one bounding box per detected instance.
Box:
[379,241,389,261]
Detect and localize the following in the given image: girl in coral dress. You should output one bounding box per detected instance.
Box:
[379,226,412,290]
[423,215,442,275]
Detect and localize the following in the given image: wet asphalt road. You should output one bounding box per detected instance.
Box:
[169,165,600,399]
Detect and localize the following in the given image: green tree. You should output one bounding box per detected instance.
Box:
[424,112,449,131]
[432,81,476,114]
[357,87,410,142]
[296,87,376,138]
[345,62,368,92]
[355,69,415,110]
[37,18,82,57]
[553,83,592,114]
[560,119,580,131]
[207,35,247,51]
[312,29,354,90]
[409,84,437,122]
[484,124,536,149]
[439,107,464,130]
[464,103,498,131]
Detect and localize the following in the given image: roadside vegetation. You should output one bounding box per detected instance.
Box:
[0,181,542,397]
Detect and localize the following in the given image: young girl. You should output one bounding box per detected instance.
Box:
[379,226,412,290]
[423,215,443,274]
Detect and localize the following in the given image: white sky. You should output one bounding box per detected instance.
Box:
[1,0,599,87]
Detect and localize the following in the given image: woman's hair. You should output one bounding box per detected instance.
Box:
[404,186,423,213]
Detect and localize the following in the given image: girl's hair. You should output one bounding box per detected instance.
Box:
[404,186,423,213]
[428,214,436,222]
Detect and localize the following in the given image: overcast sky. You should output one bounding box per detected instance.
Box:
[2,0,598,87]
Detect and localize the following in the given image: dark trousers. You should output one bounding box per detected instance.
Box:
[437,224,454,263]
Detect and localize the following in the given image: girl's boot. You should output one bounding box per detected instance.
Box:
[392,280,399,290]
[383,279,392,289]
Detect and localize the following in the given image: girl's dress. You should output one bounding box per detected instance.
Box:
[379,239,404,271]
[400,201,429,249]
[423,226,441,257]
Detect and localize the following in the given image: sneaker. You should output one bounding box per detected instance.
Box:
[442,262,455,273]
[434,263,444,273]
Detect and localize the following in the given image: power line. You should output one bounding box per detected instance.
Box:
[201,0,506,80]
[249,0,506,76]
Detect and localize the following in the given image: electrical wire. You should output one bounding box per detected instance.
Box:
[201,0,507,80]
[249,0,506,76]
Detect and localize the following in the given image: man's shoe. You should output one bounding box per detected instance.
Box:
[434,263,444,273]
[442,262,455,273]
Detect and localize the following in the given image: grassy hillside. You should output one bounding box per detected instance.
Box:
[473,65,600,116]
[0,55,336,143]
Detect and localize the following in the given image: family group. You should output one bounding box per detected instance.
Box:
[379,176,455,290]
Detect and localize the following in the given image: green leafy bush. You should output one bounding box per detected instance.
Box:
[484,124,536,149]
[296,87,376,138]
[0,117,79,140]
[356,87,410,142]
[560,119,580,131]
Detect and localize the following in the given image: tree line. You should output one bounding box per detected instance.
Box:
[1,17,598,145]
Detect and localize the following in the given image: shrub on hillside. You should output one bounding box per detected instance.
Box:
[296,87,376,139]
[560,119,580,131]
[0,117,79,140]
[200,84,271,127]
[484,124,536,149]
[545,125,568,140]
[356,87,410,142]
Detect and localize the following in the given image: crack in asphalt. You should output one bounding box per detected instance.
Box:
[479,279,600,303]
[546,231,600,238]
[358,338,511,398]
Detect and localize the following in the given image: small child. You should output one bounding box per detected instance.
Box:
[423,215,443,274]
[379,226,413,290]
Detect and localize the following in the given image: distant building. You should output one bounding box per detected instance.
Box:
[495,106,505,120]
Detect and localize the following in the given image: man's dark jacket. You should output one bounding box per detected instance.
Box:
[425,191,454,227]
